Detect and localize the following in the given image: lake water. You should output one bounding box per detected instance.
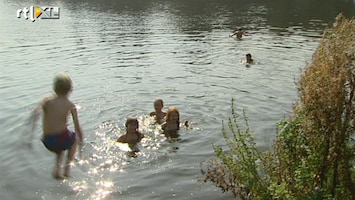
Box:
[1,0,354,199]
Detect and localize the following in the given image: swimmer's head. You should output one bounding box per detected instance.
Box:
[53,73,72,96]
[154,99,164,111]
[246,53,253,64]
[166,106,180,123]
[125,117,139,128]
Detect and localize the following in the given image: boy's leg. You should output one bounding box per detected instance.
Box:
[64,141,77,177]
[54,151,64,179]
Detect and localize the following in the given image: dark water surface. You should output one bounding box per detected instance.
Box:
[1,0,354,199]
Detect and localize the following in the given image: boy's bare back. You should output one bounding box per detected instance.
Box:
[42,95,77,135]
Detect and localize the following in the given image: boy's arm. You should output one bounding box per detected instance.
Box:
[25,100,43,145]
[117,135,127,143]
[71,105,83,143]
[30,102,42,126]
[29,96,49,132]
[25,97,49,148]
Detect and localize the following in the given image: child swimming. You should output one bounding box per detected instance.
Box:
[149,99,166,124]
[161,106,181,138]
[229,28,247,39]
[33,73,84,179]
[246,53,254,64]
[117,117,144,152]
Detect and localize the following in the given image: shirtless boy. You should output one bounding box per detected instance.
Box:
[149,99,166,124]
[230,28,247,39]
[34,73,83,179]
[117,117,144,152]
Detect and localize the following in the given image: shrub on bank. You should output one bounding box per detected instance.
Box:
[201,13,355,200]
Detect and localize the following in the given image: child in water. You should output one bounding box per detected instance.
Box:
[161,106,181,138]
[246,53,254,64]
[149,99,166,124]
[33,73,84,179]
[230,28,247,39]
[117,117,144,152]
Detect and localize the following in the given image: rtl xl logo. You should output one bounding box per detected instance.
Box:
[17,6,60,22]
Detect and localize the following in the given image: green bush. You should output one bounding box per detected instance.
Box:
[201,13,355,200]
[201,102,272,199]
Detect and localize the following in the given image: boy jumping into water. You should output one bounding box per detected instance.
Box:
[33,73,83,179]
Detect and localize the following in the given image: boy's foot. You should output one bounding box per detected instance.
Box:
[64,165,71,178]
[53,173,65,180]
[53,168,65,180]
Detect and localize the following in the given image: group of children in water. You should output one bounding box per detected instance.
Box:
[34,73,185,179]
[117,99,183,151]
[34,27,250,180]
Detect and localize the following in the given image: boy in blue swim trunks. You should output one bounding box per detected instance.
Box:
[34,73,84,179]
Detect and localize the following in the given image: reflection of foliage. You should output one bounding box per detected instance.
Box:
[201,14,355,199]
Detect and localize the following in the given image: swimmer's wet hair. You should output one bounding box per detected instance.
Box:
[166,106,180,130]
[53,73,72,96]
[154,99,164,106]
[125,117,139,127]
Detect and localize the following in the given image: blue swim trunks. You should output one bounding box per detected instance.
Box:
[42,129,76,152]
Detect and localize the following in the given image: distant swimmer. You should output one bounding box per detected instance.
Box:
[246,53,254,64]
[229,28,247,39]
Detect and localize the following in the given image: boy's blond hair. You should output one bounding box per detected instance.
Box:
[53,73,72,96]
